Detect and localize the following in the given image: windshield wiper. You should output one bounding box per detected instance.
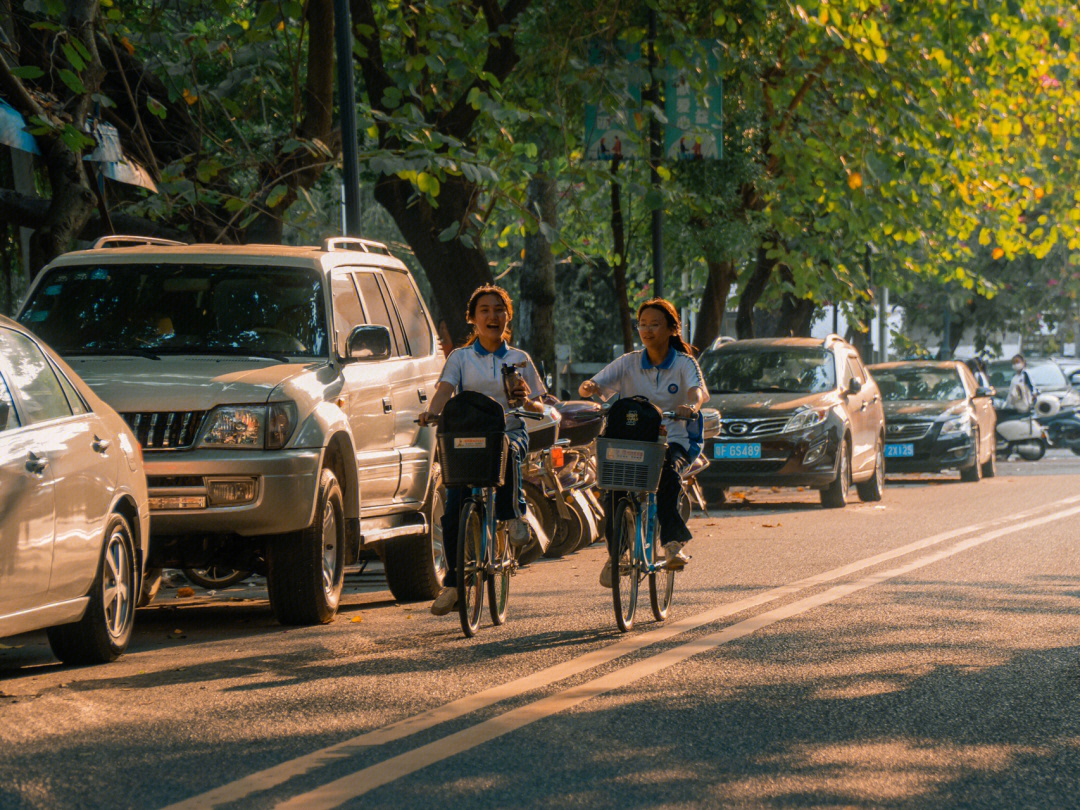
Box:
[68,347,161,361]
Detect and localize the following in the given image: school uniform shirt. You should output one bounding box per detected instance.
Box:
[438,340,546,411]
[590,348,708,455]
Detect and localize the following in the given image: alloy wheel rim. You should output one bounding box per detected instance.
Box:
[321,502,339,596]
[103,528,131,640]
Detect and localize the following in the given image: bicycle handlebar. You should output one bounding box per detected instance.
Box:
[588,397,696,421]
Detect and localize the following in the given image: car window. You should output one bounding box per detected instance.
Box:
[18,263,329,358]
[0,328,73,424]
[700,346,836,394]
[381,269,434,357]
[0,372,19,432]
[354,272,402,356]
[849,354,868,383]
[331,273,367,356]
[871,366,967,402]
[51,361,90,415]
[843,358,858,387]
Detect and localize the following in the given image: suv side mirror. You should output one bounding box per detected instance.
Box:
[346,325,391,362]
[846,377,862,395]
[975,386,996,398]
[1070,370,1080,388]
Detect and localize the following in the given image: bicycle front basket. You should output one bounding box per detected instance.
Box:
[595,437,667,493]
[437,391,508,488]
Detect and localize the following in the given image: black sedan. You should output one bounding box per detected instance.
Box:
[868,361,997,481]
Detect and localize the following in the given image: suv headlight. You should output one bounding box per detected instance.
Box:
[939,413,971,435]
[198,402,298,449]
[784,407,827,433]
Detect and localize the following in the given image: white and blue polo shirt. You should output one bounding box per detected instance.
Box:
[439,340,546,411]
[590,348,708,455]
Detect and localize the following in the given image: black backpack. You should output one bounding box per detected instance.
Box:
[602,396,663,443]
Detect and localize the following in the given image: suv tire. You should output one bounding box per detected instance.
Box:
[383,465,447,602]
[856,438,885,502]
[820,436,851,509]
[48,513,137,664]
[268,467,345,625]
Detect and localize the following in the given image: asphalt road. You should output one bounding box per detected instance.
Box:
[3,452,1080,809]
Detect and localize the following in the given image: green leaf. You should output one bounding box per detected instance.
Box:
[11,65,44,80]
[266,184,289,208]
[58,69,86,94]
[62,43,86,71]
[146,97,167,119]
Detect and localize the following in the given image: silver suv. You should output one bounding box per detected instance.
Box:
[17,236,445,624]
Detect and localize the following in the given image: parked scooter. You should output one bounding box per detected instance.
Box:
[677,407,722,522]
[995,404,1050,461]
[1033,393,1080,454]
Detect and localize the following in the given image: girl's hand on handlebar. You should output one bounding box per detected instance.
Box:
[522,398,544,414]
[674,405,699,420]
[416,410,439,427]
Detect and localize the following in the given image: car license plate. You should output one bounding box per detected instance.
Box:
[714,443,761,460]
[885,443,915,458]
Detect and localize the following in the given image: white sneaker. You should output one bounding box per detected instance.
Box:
[663,542,690,570]
[430,587,458,616]
[599,559,613,588]
[507,518,531,547]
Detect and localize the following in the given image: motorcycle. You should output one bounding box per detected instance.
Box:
[678,407,722,522]
[995,401,1050,461]
[1033,393,1080,455]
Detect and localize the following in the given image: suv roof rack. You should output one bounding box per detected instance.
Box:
[322,236,391,256]
[92,235,188,250]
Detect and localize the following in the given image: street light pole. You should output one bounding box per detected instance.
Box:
[648,8,663,300]
[333,0,361,237]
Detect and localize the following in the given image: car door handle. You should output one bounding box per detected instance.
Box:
[860,402,868,411]
[92,435,111,454]
[383,398,393,413]
[418,388,428,403]
[25,452,48,476]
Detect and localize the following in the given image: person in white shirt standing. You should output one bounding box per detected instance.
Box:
[418,285,545,616]
[579,298,709,587]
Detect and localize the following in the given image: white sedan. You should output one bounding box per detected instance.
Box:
[0,315,149,664]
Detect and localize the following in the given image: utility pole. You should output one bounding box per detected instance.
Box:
[648,8,663,300]
[333,0,361,237]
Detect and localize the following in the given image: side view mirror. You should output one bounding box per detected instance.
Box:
[847,377,862,395]
[345,325,391,362]
[1070,370,1080,388]
[975,386,996,398]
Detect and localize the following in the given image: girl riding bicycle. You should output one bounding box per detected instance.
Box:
[418,285,545,616]
[579,298,708,587]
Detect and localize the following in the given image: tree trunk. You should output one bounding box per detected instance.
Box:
[610,156,634,352]
[775,266,817,337]
[373,173,492,346]
[736,246,775,339]
[518,172,557,376]
[692,259,735,352]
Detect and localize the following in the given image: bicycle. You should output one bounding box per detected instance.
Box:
[595,409,693,633]
[429,392,543,637]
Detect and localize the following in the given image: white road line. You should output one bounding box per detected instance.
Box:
[278,502,1080,809]
[162,495,1080,810]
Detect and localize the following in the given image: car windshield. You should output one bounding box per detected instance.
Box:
[18,263,328,359]
[987,361,1067,390]
[701,346,836,394]
[871,367,965,402]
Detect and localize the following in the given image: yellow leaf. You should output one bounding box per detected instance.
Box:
[120,36,135,55]
[350,616,363,623]
[992,247,1005,260]
[367,125,378,139]
[657,166,671,181]
[1035,187,1045,200]
[818,4,829,25]
[277,20,285,31]
[240,19,249,30]
[847,171,863,190]
[182,88,198,105]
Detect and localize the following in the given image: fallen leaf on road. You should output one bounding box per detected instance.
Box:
[761,523,781,528]
[350,616,363,623]
[771,486,781,492]
[176,587,195,598]
[170,629,186,638]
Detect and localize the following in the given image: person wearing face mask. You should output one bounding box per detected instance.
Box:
[1002,353,1035,415]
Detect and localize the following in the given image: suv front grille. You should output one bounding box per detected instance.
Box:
[887,422,933,441]
[122,411,205,450]
[722,417,790,437]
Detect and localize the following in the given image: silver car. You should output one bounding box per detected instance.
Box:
[0,316,149,664]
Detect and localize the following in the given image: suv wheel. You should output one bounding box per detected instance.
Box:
[820,435,851,509]
[267,467,345,625]
[383,464,448,602]
[856,438,885,502]
[47,513,137,664]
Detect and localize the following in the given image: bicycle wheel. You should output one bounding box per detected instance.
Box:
[648,515,675,622]
[487,524,511,625]
[457,498,485,637]
[610,498,639,632]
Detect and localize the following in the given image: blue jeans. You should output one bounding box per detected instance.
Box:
[605,443,692,555]
[441,424,529,589]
